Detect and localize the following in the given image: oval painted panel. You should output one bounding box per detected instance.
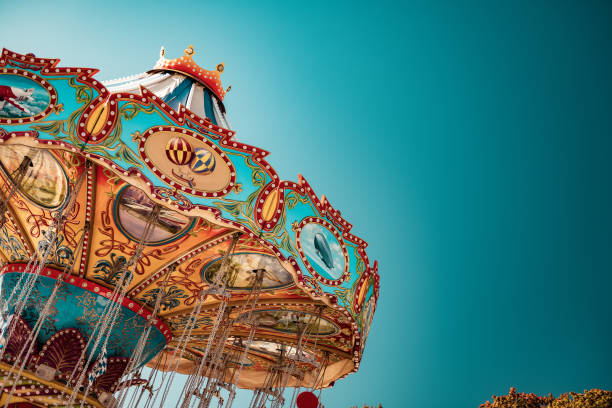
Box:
[86,102,110,135]
[143,130,231,193]
[360,296,376,353]
[0,74,50,119]
[245,309,338,336]
[0,144,68,208]
[114,185,194,245]
[261,188,280,222]
[202,252,293,291]
[354,274,374,314]
[299,222,347,281]
[194,346,254,367]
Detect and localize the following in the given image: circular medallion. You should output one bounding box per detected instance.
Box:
[296,392,319,408]
[139,127,235,197]
[202,252,294,291]
[0,145,68,209]
[295,217,350,285]
[245,309,338,336]
[114,185,194,245]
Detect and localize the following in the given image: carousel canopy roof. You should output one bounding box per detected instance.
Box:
[150,45,227,101]
[102,46,231,129]
[0,47,380,398]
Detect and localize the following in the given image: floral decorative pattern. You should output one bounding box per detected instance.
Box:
[138,285,188,311]
[92,252,131,285]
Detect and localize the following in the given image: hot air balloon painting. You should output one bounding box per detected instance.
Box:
[165,136,194,165]
[190,147,216,174]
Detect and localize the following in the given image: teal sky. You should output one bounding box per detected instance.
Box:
[2,0,612,407]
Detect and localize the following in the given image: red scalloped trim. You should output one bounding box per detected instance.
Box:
[75,84,239,146]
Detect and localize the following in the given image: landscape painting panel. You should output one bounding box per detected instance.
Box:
[0,145,68,208]
[116,186,192,244]
[203,253,293,290]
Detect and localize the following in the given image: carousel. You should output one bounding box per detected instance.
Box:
[0,46,379,408]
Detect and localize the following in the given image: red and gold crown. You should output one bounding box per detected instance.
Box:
[152,45,227,100]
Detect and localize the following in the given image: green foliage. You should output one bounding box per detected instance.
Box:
[480,387,612,408]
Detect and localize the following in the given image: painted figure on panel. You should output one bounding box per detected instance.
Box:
[203,253,293,290]
[0,75,49,118]
[300,223,346,280]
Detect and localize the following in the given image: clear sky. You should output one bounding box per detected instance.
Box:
[1,0,612,407]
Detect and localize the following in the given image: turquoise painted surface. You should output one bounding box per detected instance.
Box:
[0,272,166,365]
[2,1,612,407]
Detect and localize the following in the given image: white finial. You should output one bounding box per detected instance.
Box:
[155,46,166,68]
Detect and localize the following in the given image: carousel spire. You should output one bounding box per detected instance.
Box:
[152,45,228,100]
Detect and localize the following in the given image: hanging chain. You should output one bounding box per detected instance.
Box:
[113,262,177,408]
[0,222,89,408]
[0,155,32,228]
[179,233,241,408]
[0,159,90,364]
[71,203,163,408]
